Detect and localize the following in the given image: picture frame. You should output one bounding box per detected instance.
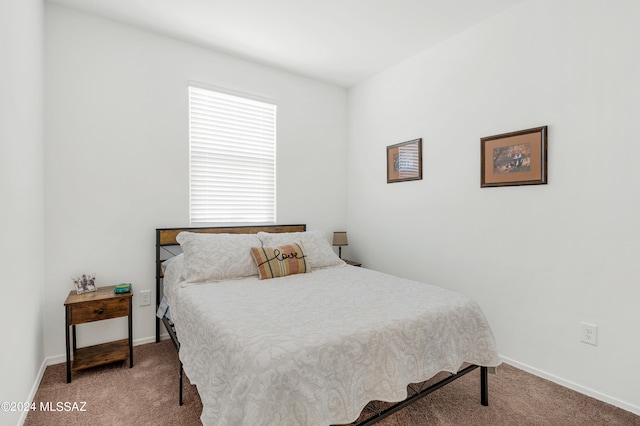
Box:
[387,138,422,183]
[73,274,97,294]
[480,126,548,187]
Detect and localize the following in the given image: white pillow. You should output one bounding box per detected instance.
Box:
[257,230,345,270]
[176,232,260,283]
[162,253,184,284]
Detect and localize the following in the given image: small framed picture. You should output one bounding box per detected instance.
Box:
[73,274,97,294]
[387,138,422,183]
[481,126,548,187]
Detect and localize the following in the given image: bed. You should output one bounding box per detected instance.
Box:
[155,225,500,425]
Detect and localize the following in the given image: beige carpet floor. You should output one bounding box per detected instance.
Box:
[24,340,639,425]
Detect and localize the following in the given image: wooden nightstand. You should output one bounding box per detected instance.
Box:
[64,285,133,383]
[344,259,362,267]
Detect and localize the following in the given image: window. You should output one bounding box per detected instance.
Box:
[188,85,276,225]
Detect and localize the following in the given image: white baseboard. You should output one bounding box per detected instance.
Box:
[18,357,48,426]
[501,355,640,416]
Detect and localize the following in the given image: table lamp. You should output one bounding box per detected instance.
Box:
[332,231,348,259]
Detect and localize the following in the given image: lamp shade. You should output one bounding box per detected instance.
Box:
[332,231,348,246]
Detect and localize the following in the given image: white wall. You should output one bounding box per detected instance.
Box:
[44,5,347,359]
[0,0,45,424]
[348,0,639,414]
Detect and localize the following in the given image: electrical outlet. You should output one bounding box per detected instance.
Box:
[140,290,151,307]
[580,322,598,346]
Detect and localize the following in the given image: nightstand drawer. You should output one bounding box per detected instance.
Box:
[68,297,129,325]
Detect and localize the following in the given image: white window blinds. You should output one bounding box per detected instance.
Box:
[189,86,276,225]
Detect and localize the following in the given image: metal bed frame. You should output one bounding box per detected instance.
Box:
[155,224,489,424]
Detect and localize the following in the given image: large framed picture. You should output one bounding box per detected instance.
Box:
[481,126,548,187]
[387,138,422,183]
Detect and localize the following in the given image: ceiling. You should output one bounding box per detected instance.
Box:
[47,0,523,88]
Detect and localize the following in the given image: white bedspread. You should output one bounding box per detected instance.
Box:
[164,261,500,426]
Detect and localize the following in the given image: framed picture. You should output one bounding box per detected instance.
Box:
[387,138,422,183]
[73,274,97,294]
[481,126,548,187]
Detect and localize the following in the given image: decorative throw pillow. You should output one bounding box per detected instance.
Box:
[258,230,345,269]
[250,243,310,280]
[176,232,260,283]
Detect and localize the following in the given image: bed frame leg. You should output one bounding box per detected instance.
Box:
[179,361,184,406]
[480,366,488,406]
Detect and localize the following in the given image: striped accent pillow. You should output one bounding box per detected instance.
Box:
[250,243,310,280]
